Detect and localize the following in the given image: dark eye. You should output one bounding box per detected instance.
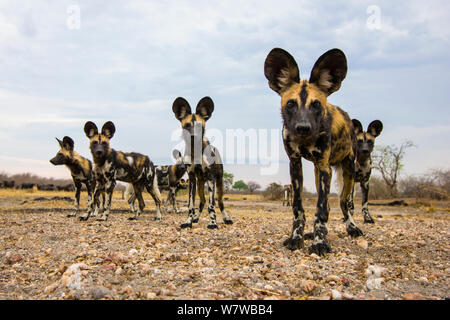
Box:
[285,100,296,111]
[93,141,98,145]
[102,142,107,146]
[311,100,322,112]
[357,139,363,144]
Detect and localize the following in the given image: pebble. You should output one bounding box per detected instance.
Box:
[146,292,157,299]
[326,275,341,283]
[330,289,342,300]
[44,282,59,294]
[91,286,112,300]
[357,238,369,250]
[5,252,23,265]
[366,277,384,291]
[300,280,316,293]
[365,265,386,278]
[402,292,424,300]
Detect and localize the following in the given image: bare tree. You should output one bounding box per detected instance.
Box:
[247,181,261,193]
[372,140,414,197]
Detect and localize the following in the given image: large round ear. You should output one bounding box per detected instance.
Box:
[172,149,182,160]
[264,48,300,95]
[195,96,214,121]
[55,137,64,148]
[62,136,74,151]
[101,121,116,139]
[172,97,192,121]
[309,48,347,96]
[352,119,363,135]
[84,121,98,138]
[367,120,383,137]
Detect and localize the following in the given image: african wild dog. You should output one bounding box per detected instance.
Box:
[172,97,233,229]
[282,184,293,206]
[349,119,383,224]
[81,121,163,221]
[125,149,187,214]
[50,136,104,217]
[264,48,363,255]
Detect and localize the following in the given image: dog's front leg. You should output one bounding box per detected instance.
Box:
[309,164,332,256]
[283,158,306,251]
[68,181,81,217]
[80,183,101,221]
[361,180,374,223]
[181,171,196,228]
[97,179,115,221]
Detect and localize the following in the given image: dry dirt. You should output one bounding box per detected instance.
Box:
[0,189,448,300]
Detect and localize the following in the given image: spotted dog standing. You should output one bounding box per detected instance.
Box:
[50,136,104,217]
[264,48,363,255]
[172,97,233,229]
[126,149,187,214]
[282,184,293,206]
[80,121,163,221]
[349,119,383,224]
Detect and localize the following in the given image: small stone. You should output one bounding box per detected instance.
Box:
[146,292,157,299]
[366,277,384,291]
[330,289,342,300]
[326,275,341,283]
[342,293,354,300]
[44,282,59,294]
[128,249,138,255]
[418,277,428,284]
[5,252,23,265]
[91,286,112,300]
[121,285,134,296]
[300,280,316,293]
[357,238,368,250]
[402,292,424,300]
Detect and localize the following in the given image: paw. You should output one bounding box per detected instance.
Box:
[96,216,108,221]
[79,215,89,221]
[308,241,331,256]
[67,212,77,218]
[364,215,375,224]
[303,232,314,240]
[192,218,199,223]
[282,236,304,251]
[223,218,233,225]
[154,217,162,221]
[128,216,137,221]
[207,224,218,229]
[347,224,364,237]
[180,222,192,229]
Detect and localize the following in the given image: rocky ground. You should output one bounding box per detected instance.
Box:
[0,189,448,300]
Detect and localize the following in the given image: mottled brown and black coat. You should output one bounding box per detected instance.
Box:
[126,149,187,213]
[81,121,163,221]
[350,119,383,223]
[264,48,363,255]
[50,136,104,217]
[172,97,233,229]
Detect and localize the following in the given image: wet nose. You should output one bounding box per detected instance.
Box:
[295,123,311,135]
[362,149,370,154]
[95,150,103,156]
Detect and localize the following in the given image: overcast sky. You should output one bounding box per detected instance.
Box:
[0,0,449,191]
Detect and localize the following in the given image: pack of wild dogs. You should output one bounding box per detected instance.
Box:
[46,48,383,256]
